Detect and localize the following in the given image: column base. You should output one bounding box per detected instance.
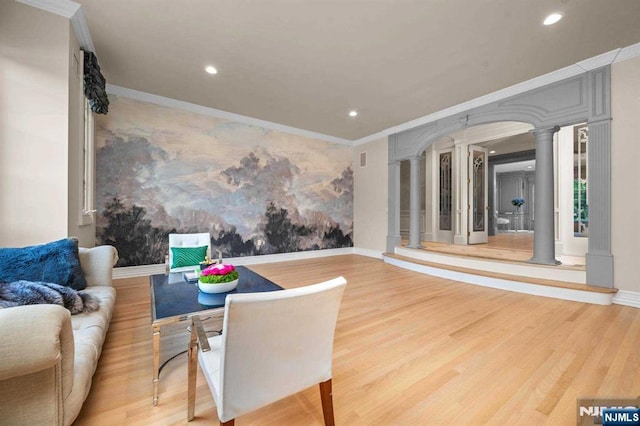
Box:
[585,252,614,288]
[528,257,562,266]
[386,235,402,253]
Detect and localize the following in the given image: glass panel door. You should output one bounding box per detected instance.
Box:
[439,152,452,231]
[468,145,488,244]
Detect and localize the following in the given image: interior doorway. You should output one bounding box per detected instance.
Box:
[423,122,536,253]
[399,121,589,259]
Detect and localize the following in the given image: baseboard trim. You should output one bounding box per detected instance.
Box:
[352,247,384,259]
[112,264,165,279]
[612,290,640,308]
[112,247,365,279]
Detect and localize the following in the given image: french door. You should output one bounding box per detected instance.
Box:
[468,145,488,244]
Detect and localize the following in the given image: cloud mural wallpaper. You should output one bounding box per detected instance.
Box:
[95,96,353,267]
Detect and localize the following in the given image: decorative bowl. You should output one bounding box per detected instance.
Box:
[198,278,238,294]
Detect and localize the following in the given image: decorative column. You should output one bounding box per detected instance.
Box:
[407,155,423,248]
[386,160,402,252]
[529,126,561,265]
[585,67,614,288]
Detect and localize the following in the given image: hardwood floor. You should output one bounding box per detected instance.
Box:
[410,233,586,267]
[75,255,640,425]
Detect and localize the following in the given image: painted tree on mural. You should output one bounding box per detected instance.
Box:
[262,202,312,254]
[211,228,257,257]
[98,197,174,266]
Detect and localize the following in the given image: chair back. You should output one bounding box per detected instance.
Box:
[217,277,346,422]
[168,233,211,272]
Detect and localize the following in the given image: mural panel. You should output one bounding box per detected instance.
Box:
[95,96,353,266]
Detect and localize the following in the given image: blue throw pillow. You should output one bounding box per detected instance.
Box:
[0,238,87,290]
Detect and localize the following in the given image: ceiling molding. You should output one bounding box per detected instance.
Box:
[614,41,640,64]
[17,0,96,53]
[70,7,95,52]
[353,44,640,146]
[106,85,353,146]
[16,0,79,18]
[575,49,621,71]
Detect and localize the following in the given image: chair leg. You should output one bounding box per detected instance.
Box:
[319,379,335,426]
[220,420,235,426]
[187,322,198,421]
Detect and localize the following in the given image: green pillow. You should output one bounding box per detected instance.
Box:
[171,246,208,269]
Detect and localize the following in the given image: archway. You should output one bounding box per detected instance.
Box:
[387,67,612,287]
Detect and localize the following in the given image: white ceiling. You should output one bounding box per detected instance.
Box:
[75,0,640,142]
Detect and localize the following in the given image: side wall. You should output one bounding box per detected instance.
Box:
[0,3,70,246]
[611,55,640,293]
[352,137,388,253]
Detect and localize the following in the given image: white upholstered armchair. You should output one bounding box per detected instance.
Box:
[187,276,347,425]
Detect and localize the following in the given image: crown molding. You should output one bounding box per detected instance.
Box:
[70,6,95,52]
[353,43,640,146]
[17,0,96,52]
[575,49,621,71]
[16,0,79,18]
[614,41,640,64]
[106,84,353,146]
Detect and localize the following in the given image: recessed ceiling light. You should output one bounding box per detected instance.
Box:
[349,110,358,117]
[527,166,533,169]
[205,65,218,75]
[543,12,563,26]
[489,150,496,154]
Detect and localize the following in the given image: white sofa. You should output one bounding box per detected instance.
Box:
[0,245,118,425]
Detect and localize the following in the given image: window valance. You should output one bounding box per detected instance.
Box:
[83,51,109,114]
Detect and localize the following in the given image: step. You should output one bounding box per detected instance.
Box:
[395,246,585,284]
[383,253,617,305]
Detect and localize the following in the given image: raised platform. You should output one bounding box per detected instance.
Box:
[384,246,616,305]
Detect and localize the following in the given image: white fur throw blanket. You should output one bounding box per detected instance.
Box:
[0,280,99,314]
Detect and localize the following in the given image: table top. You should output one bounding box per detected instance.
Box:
[150,265,282,323]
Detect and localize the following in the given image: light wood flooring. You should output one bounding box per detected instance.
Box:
[75,255,640,425]
[409,233,585,267]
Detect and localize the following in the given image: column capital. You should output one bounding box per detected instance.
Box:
[531,125,560,137]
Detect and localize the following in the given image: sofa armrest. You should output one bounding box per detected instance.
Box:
[0,305,74,425]
[0,304,73,381]
[79,245,118,287]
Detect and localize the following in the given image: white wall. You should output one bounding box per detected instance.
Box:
[353,137,388,253]
[611,55,640,293]
[0,2,92,247]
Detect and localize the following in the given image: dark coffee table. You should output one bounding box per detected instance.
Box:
[149,265,282,405]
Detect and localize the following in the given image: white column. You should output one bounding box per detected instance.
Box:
[407,156,422,248]
[529,126,561,265]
